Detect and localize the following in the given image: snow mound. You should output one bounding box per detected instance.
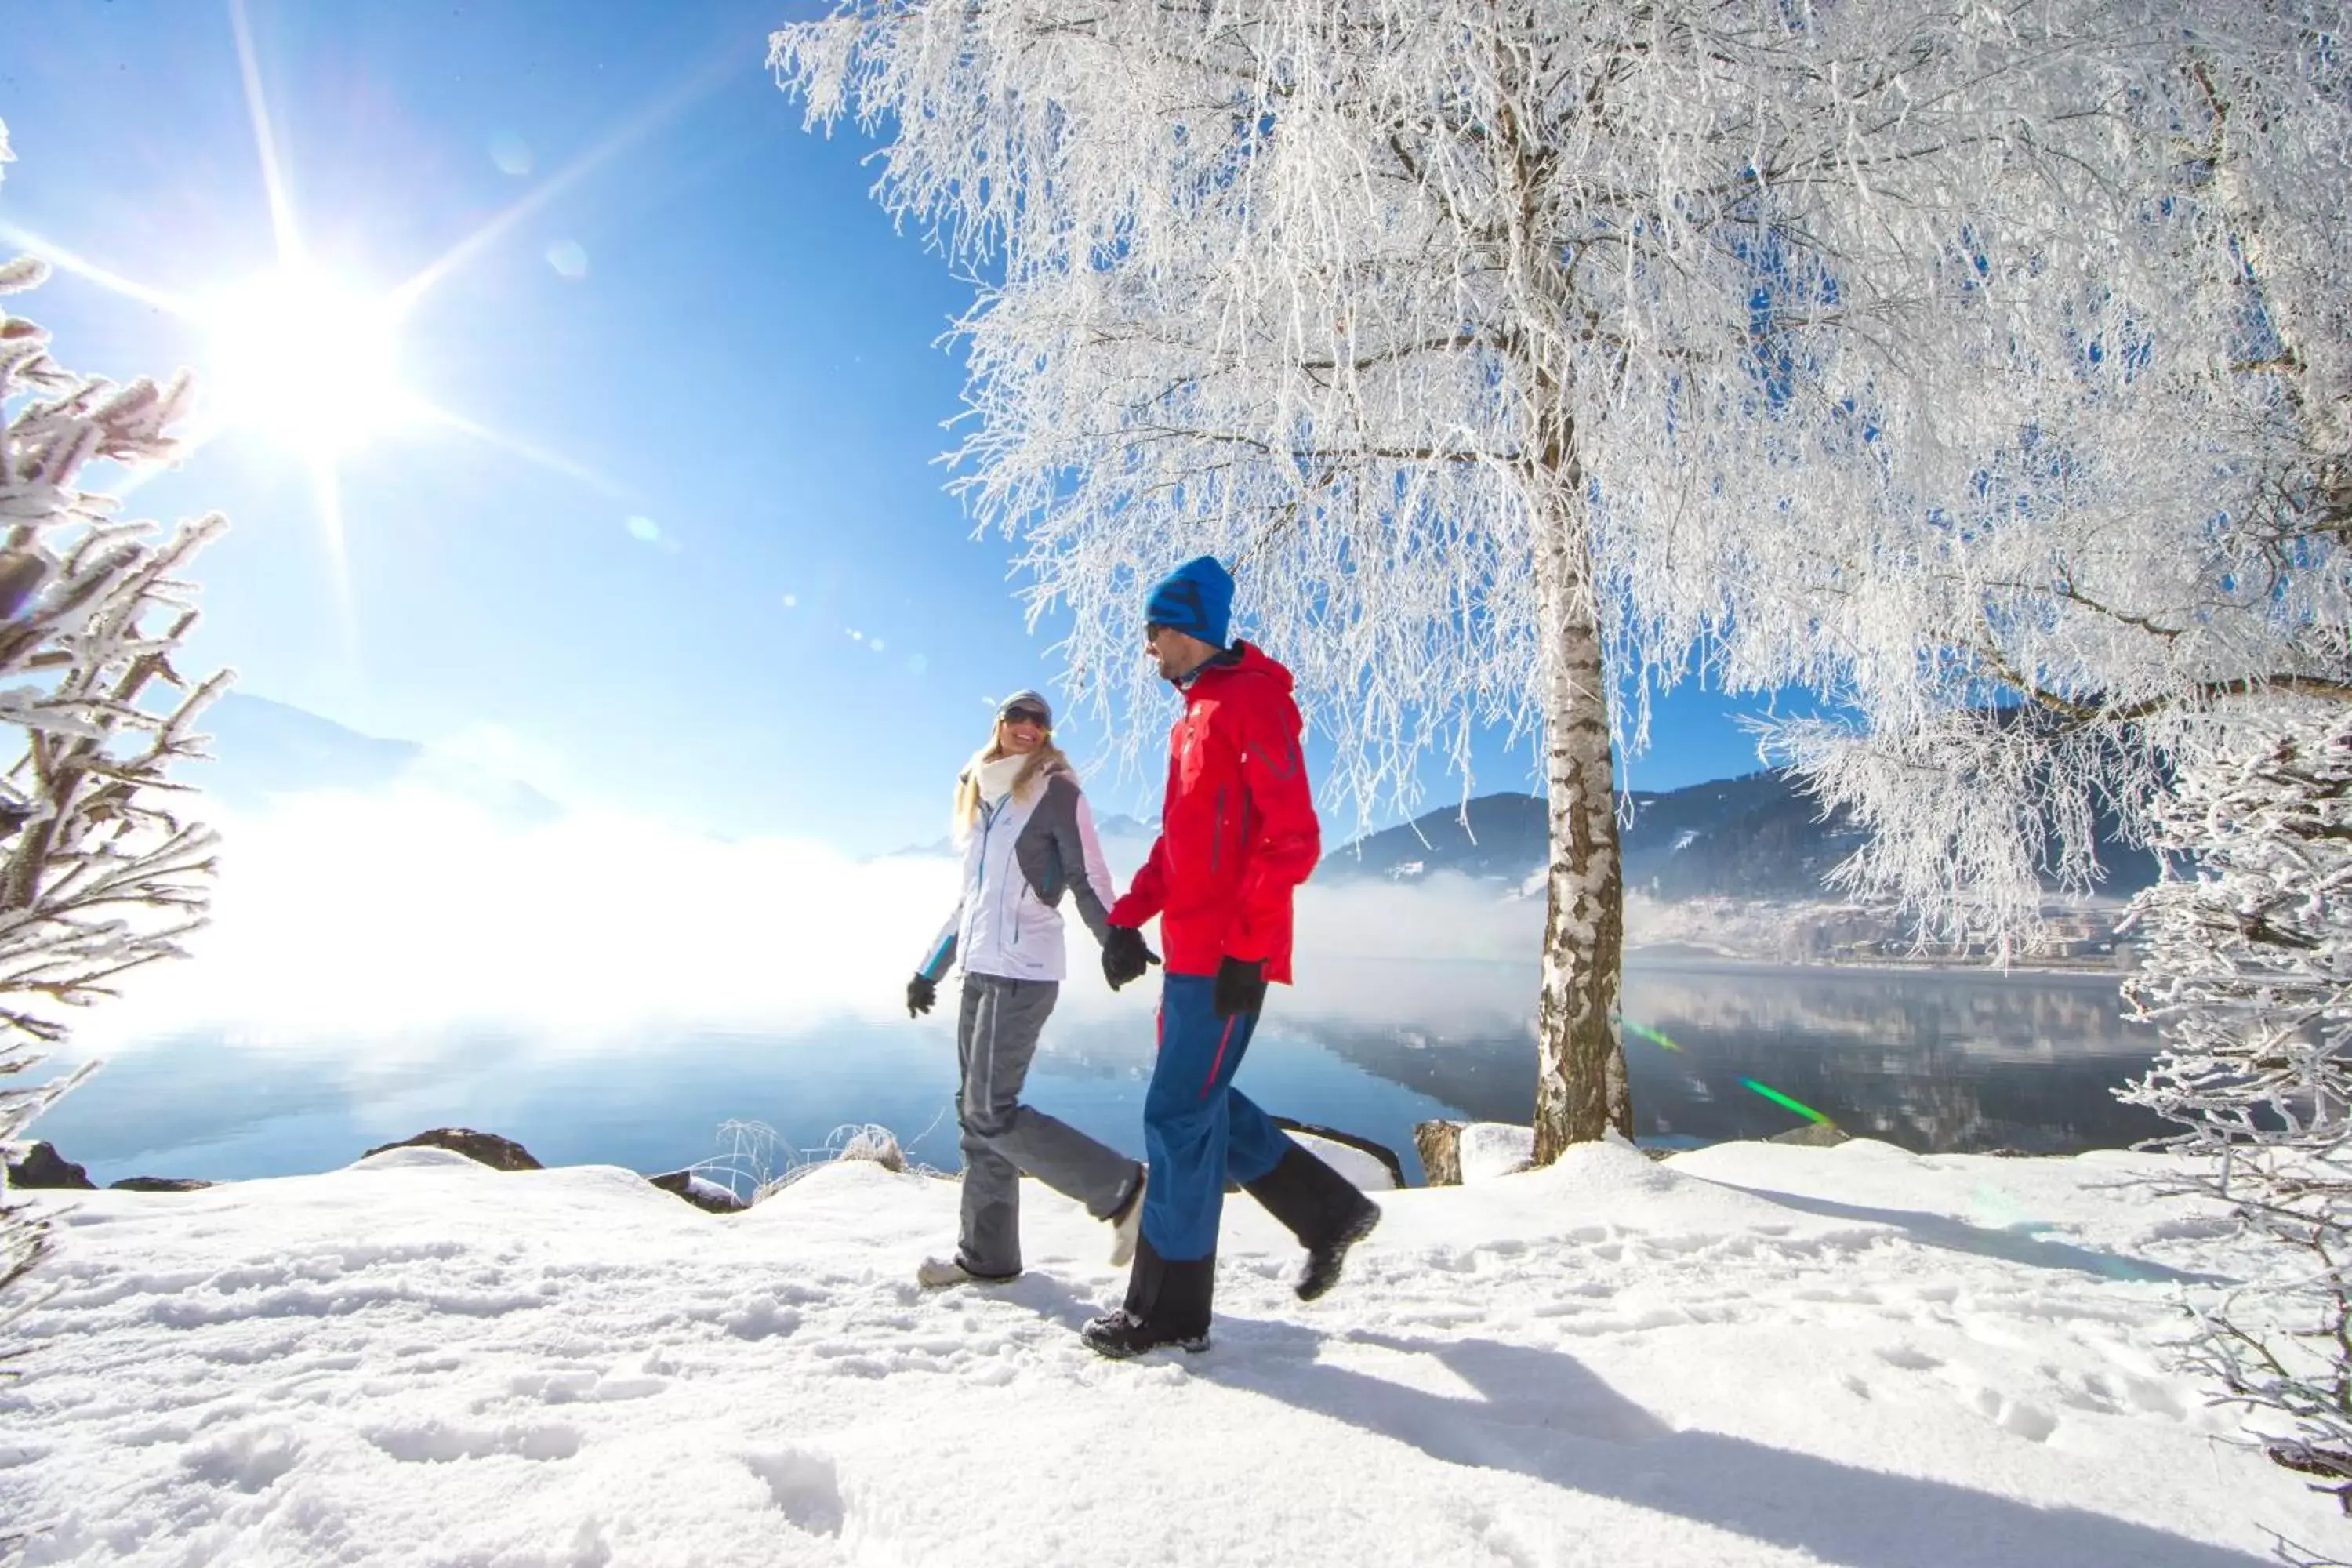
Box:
[346,1144,486,1173]
[1457,1122,1536,1181]
[1290,1131,1396,1191]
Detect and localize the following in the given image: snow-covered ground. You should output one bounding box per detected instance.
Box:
[1,1139,2328,1566]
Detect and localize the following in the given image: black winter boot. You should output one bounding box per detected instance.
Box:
[1295,1203,1381,1301]
[1082,1237,1214,1359]
[1243,1143,1383,1301]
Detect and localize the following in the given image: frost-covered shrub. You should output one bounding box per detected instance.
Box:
[0,119,229,1312]
[697,1120,928,1207]
[2122,703,2352,1522]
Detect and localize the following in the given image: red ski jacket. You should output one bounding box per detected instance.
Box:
[1108,643,1319,982]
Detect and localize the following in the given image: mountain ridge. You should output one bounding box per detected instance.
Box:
[1322,770,2161,902]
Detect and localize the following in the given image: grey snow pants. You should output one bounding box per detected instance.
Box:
[956,973,1140,1278]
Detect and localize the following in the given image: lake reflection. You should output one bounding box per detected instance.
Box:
[30,959,2169,1189]
[1285,957,2171,1158]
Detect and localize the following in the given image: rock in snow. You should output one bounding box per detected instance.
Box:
[1285,1131,1398,1192]
[4,1140,95,1191]
[0,1139,2322,1566]
[648,1169,750,1214]
[1272,1117,1404,1189]
[358,1127,543,1172]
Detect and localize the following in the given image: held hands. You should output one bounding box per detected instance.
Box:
[906,973,938,1018]
[1214,956,1267,1019]
[1102,926,1161,991]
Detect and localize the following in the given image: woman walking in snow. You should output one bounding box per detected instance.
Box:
[905,690,1149,1287]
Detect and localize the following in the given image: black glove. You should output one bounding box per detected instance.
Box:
[1214,956,1267,1018]
[906,973,938,1018]
[1102,926,1161,991]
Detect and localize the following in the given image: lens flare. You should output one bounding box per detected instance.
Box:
[1741,1078,1835,1127]
[1616,1015,1684,1052]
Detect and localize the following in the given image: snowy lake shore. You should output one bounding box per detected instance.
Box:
[2,1138,2328,1566]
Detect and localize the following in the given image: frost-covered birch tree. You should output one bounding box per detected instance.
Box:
[2120,704,2352,1524]
[0,122,230,1305]
[771,1,2231,1158]
[1759,9,2352,953]
[1708,15,2352,1523]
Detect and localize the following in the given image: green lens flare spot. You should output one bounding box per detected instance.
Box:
[1741,1077,1834,1126]
[1613,1015,1683,1053]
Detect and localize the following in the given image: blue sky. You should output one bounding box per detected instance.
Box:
[2,1,1774,853]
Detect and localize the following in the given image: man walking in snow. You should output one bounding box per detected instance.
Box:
[1083,555,1381,1359]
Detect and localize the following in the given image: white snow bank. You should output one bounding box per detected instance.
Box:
[0,1140,2325,1566]
[1458,1121,1537,1181]
[348,1144,490,1173]
[1290,1130,1397,1191]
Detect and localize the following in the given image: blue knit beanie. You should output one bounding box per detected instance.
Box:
[1143,555,1235,648]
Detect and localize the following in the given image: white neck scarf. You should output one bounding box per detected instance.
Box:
[976,752,1029,808]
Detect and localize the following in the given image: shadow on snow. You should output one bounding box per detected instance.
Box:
[1204,1319,2269,1568]
[993,1273,2267,1568]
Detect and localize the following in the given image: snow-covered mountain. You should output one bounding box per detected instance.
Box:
[189,693,563,827]
[1323,771,2160,902]
[1320,773,1844,896]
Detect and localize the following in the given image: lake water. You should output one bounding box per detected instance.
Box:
[28,958,2172,1190]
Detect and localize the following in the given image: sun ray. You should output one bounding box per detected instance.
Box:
[229,0,303,267]
[7,2,678,616]
[308,452,358,659]
[0,223,193,318]
[389,50,738,314]
[412,401,632,500]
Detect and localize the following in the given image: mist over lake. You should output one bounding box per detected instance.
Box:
[35,953,2165,1190]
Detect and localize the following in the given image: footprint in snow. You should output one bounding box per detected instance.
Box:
[1955,1381,2061,1443]
[179,1424,303,1493]
[744,1448,846,1537]
[721,1300,803,1341]
[1792,1285,1884,1306]
[1874,1342,2066,1443]
[365,1418,582,1464]
[506,1366,670,1405]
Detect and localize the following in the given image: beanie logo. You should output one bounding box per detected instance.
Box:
[1144,555,1235,648]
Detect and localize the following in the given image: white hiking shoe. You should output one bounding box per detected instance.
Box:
[916,1255,1019,1289]
[1108,1166,1147,1267]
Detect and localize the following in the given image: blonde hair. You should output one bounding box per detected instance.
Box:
[953,719,1072,838]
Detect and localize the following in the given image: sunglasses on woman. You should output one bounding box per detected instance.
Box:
[1000,707,1049,728]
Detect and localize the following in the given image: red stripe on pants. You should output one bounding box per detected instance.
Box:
[1200,1015,1238,1101]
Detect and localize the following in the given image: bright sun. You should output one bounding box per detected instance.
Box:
[203,268,411,456]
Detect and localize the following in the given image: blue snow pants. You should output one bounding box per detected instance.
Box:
[1140,972,1294,1262]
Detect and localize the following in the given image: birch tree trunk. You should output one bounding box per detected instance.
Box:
[1496,38,1632,1161]
[1530,411,1632,1162]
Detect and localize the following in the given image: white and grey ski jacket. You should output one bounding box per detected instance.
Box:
[918,762,1120,985]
